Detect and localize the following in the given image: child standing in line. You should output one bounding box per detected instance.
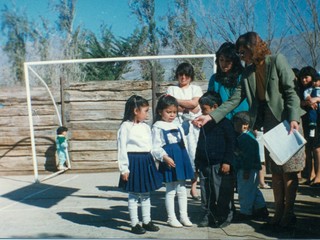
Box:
[303,73,320,137]
[152,94,194,228]
[195,91,235,228]
[117,95,162,235]
[56,126,69,171]
[232,111,269,221]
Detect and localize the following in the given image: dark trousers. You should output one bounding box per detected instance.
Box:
[199,164,235,223]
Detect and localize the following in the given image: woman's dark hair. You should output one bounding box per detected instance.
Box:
[154,94,178,122]
[122,95,149,123]
[235,31,271,65]
[215,42,244,88]
[292,68,300,78]
[57,126,68,135]
[199,91,222,107]
[298,66,318,82]
[175,62,195,81]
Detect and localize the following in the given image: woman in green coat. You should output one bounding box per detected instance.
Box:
[194,32,305,229]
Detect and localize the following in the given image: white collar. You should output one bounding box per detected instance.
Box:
[153,120,178,130]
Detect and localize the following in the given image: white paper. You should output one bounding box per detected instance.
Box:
[262,120,306,165]
[256,131,265,163]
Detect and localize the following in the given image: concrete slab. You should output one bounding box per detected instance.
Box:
[0,171,319,239]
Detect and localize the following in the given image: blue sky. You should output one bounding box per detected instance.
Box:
[0,0,170,38]
[0,0,313,45]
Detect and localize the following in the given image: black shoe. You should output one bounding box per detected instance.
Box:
[233,213,252,222]
[131,224,146,234]
[279,214,297,229]
[217,221,231,228]
[198,216,209,227]
[253,207,269,221]
[142,222,160,232]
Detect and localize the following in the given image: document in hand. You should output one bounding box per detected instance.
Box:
[262,120,306,165]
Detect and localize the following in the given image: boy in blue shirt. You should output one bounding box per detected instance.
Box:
[56,126,69,171]
[195,91,235,228]
[232,111,269,221]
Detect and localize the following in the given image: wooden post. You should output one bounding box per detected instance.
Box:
[60,77,66,126]
[151,61,158,121]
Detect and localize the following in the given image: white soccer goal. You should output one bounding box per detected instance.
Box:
[24,54,216,182]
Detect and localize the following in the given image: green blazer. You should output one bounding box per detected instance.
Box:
[210,54,304,127]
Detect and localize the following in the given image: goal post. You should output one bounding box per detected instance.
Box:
[24,54,216,183]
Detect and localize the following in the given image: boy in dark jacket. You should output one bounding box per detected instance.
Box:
[232,111,269,221]
[195,91,235,228]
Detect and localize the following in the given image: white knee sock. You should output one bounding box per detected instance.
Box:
[128,192,139,226]
[166,182,177,221]
[176,180,189,220]
[141,192,151,224]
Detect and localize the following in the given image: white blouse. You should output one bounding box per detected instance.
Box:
[117,121,152,174]
[167,84,203,123]
[152,120,187,162]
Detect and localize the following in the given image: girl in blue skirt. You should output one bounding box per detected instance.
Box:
[152,95,194,228]
[117,95,162,234]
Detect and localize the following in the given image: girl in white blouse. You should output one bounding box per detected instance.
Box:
[167,62,203,200]
[117,95,162,235]
[152,94,194,228]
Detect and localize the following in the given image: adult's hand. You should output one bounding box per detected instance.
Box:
[192,114,212,128]
[290,120,299,133]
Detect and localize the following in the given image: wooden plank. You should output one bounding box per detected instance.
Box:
[0,136,56,146]
[65,89,152,102]
[68,101,125,110]
[0,115,59,127]
[71,130,117,140]
[68,80,151,91]
[69,140,117,151]
[69,120,121,130]
[0,145,55,157]
[68,109,124,121]
[71,150,117,161]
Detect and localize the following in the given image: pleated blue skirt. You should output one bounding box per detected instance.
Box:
[159,143,194,183]
[118,152,163,193]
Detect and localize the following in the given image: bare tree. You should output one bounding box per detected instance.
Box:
[192,0,288,54]
[160,0,206,80]
[1,4,32,84]
[129,0,165,81]
[193,0,256,53]
[285,0,320,69]
[51,0,87,82]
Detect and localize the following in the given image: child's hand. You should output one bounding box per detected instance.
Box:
[220,163,230,174]
[163,156,176,168]
[121,172,129,181]
[311,102,318,110]
[243,171,250,180]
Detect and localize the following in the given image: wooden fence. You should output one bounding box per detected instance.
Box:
[0,80,207,175]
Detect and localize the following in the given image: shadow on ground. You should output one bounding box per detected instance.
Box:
[2,183,79,208]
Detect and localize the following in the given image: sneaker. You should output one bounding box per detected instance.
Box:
[167,218,183,228]
[58,165,68,171]
[142,222,160,232]
[131,224,146,234]
[180,217,193,227]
